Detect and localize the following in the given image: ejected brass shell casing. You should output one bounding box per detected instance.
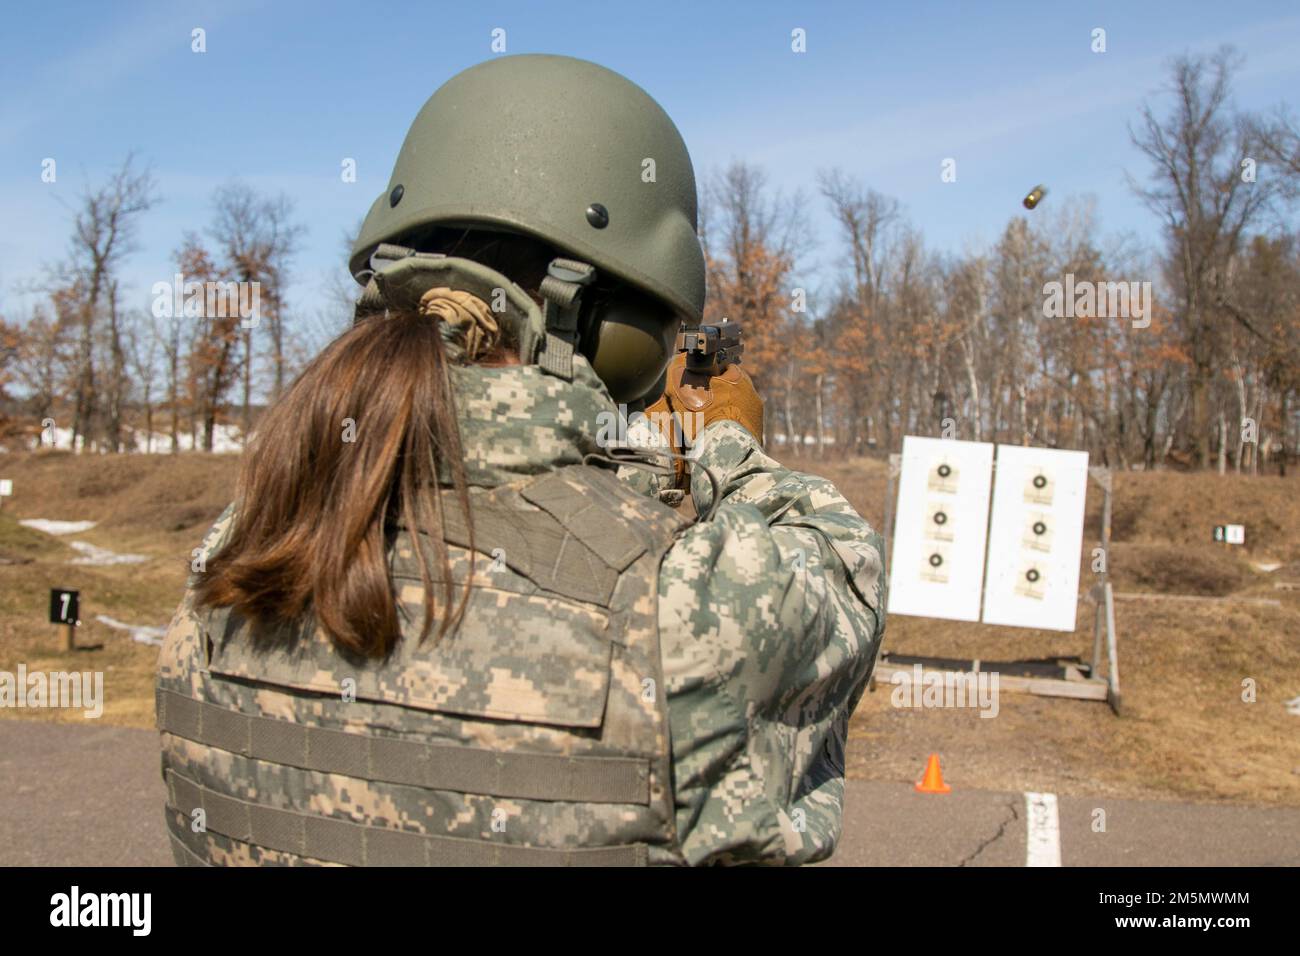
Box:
[1023,184,1047,209]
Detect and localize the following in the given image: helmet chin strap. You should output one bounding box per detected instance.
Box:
[537,258,596,381]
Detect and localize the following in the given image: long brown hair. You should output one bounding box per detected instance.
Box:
[194,229,559,657]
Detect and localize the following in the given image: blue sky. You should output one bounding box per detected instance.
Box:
[3,0,1298,330]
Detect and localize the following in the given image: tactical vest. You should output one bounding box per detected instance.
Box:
[156,465,691,866]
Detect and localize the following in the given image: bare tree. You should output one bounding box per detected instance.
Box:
[9,304,73,424]
[1128,48,1280,467]
[297,223,363,367]
[63,155,158,450]
[702,162,807,447]
[0,316,19,437]
[818,169,901,453]
[209,182,304,440]
[1251,106,1300,194]
[177,236,244,452]
[126,310,163,452]
[158,298,186,454]
[104,279,128,451]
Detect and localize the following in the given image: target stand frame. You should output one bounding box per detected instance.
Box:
[872,456,1121,715]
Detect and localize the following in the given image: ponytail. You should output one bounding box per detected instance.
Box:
[194,306,473,657]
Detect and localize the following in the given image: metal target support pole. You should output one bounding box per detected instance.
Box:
[1090,587,1105,678]
[868,452,902,693]
[1104,579,1120,715]
[884,452,901,564]
[1087,466,1121,715]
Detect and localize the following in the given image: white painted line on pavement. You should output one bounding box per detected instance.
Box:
[1025,791,1061,866]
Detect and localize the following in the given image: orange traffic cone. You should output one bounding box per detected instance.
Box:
[915,753,951,794]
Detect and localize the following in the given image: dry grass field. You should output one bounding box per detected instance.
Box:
[2,447,1297,806]
[0,451,235,726]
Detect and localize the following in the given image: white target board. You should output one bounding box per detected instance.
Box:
[981,445,1090,631]
[887,437,994,622]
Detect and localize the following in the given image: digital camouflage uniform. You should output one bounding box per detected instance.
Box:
[157,357,885,866]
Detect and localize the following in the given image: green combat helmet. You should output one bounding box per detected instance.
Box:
[350,54,706,403]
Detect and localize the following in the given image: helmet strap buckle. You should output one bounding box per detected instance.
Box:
[353,243,426,321]
[538,258,596,380]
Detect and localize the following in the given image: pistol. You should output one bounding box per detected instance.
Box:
[675,319,744,376]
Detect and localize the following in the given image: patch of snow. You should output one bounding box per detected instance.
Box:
[19,519,98,535]
[95,614,167,647]
[1252,561,1282,573]
[68,541,147,566]
[27,424,245,454]
[770,433,838,446]
[1286,696,1300,717]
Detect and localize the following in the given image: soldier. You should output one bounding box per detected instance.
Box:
[156,54,885,866]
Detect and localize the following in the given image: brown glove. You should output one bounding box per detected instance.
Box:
[644,352,765,486]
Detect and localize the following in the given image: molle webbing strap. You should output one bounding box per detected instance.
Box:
[519,471,649,570]
[538,258,595,380]
[435,492,627,607]
[164,772,648,867]
[157,689,650,805]
[168,830,212,867]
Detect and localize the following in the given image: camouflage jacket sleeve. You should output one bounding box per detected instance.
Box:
[658,420,886,865]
